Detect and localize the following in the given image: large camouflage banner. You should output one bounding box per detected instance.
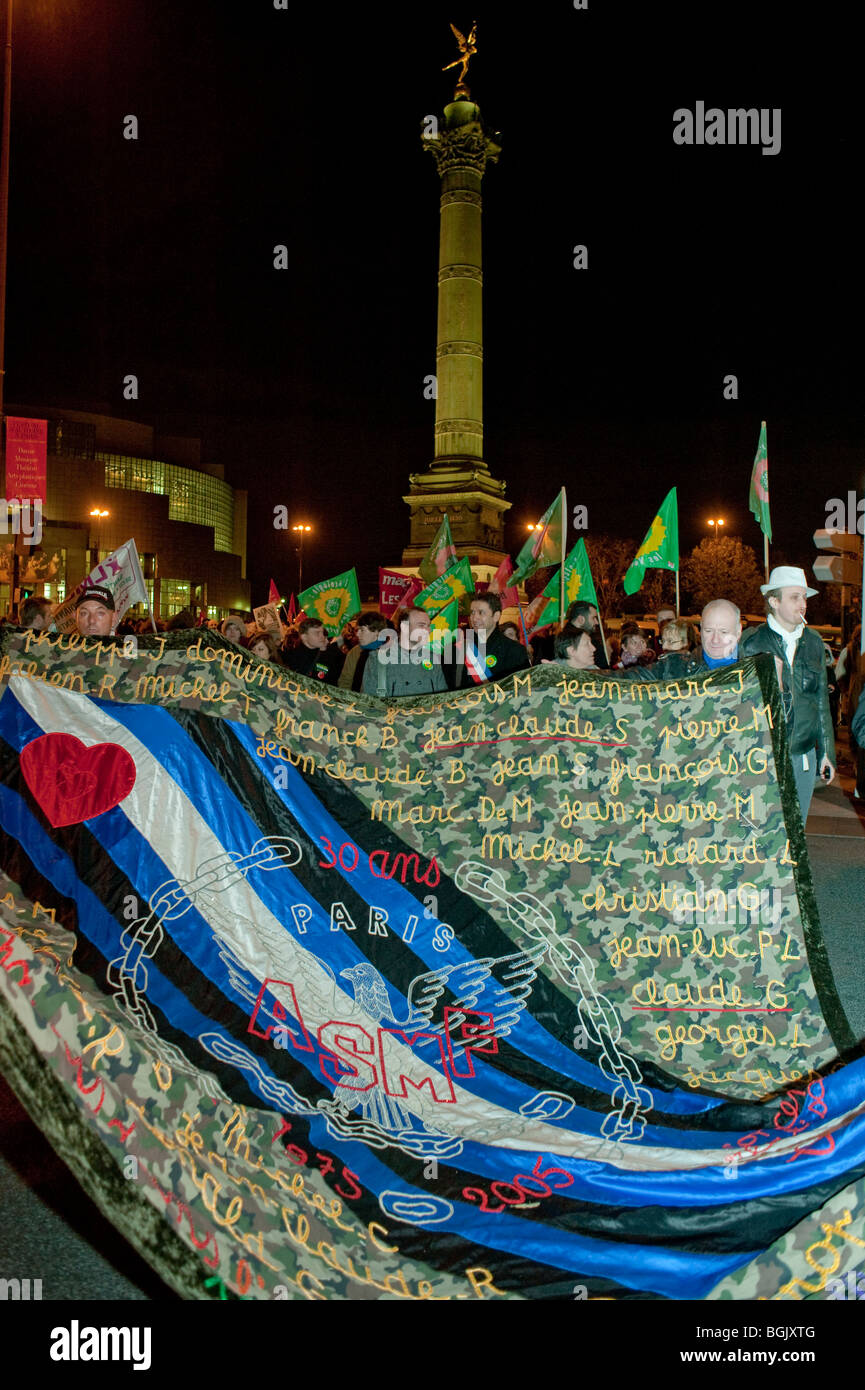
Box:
[0,628,863,1300]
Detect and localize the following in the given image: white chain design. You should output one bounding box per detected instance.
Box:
[105,836,300,1092]
[454,861,653,1142]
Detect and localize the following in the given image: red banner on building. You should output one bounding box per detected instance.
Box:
[5,417,48,502]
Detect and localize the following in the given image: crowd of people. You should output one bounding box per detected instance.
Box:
[4,562,863,820]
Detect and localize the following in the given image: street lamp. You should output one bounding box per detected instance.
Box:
[292,522,311,593]
[707,517,725,533]
[89,508,109,571]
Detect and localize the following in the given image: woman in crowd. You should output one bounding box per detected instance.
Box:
[247,628,282,663]
[658,618,690,657]
[615,622,656,669]
[221,615,247,645]
[554,627,598,671]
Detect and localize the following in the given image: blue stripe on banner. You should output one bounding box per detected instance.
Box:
[228,721,724,1120]
[3,687,864,1231]
[30,696,620,1135]
[3,763,865,1297]
[0,775,759,1297]
[44,691,713,1139]
[3,686,858,1164]
[284,1110,767,1300]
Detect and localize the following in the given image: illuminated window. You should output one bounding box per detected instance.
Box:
[160,579,191,620]
[98,453,236,553]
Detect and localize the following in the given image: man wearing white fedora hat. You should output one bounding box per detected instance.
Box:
[741,566,835,822]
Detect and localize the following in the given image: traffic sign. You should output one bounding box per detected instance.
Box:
[813,528,861,554]
[813,554,861,585]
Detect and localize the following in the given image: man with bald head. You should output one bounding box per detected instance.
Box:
[700,599,742,668]
[625,597,741,680]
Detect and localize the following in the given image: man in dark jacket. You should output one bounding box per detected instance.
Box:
[460,593,529,687]
[741,566,835,821]
[282,618,344,683]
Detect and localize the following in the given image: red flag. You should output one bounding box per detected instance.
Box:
[286,593,298,623]
[268,579,281,606]
[489,556,519,609]
[401,576,425,608]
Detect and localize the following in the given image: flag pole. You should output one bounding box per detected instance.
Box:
[763,533,770,586]
[675,568,680,617]
[596,608,610,666]
[559,487,567,632]
[516,599,530,649]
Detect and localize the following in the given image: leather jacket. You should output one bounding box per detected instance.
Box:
[740,623,835,764]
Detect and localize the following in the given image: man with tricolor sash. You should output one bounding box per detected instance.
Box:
[460,592,529,687]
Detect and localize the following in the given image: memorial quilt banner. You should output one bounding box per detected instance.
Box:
[0,628,863,1302]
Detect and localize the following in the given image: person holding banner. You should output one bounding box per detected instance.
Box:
[221,616,247,645]
[741,567,836,820]
[338,611,389,692]
[554,628,598,671]
[19,597,54,632]
[362,606,447,698]
[75,587,116,638]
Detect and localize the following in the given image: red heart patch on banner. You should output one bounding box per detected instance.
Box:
[20,733,137,828]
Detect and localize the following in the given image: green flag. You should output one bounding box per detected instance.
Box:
[415,557,474,621]
[511,490,565,586]
[623,488,679,596]
[749,421,772,542]
[298,567,361,636]
[419,515,458,585]
[428,598,460,646]
[537,539,598,626]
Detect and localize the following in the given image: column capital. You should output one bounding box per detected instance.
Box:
[424,122,500,178]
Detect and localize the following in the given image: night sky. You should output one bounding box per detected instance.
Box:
[6,2,863,606]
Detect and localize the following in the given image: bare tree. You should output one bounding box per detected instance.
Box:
[681,536,765,615]
[583,534,637,618]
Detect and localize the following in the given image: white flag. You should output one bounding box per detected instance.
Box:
[53,539,150,634]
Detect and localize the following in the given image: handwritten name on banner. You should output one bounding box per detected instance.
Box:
[0,629,848,1100]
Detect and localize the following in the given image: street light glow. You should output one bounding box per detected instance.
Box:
[707,517,725,530]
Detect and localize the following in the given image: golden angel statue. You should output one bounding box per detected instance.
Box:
[442,21,478,94]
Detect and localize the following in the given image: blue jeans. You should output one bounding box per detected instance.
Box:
[793,750,817,824]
